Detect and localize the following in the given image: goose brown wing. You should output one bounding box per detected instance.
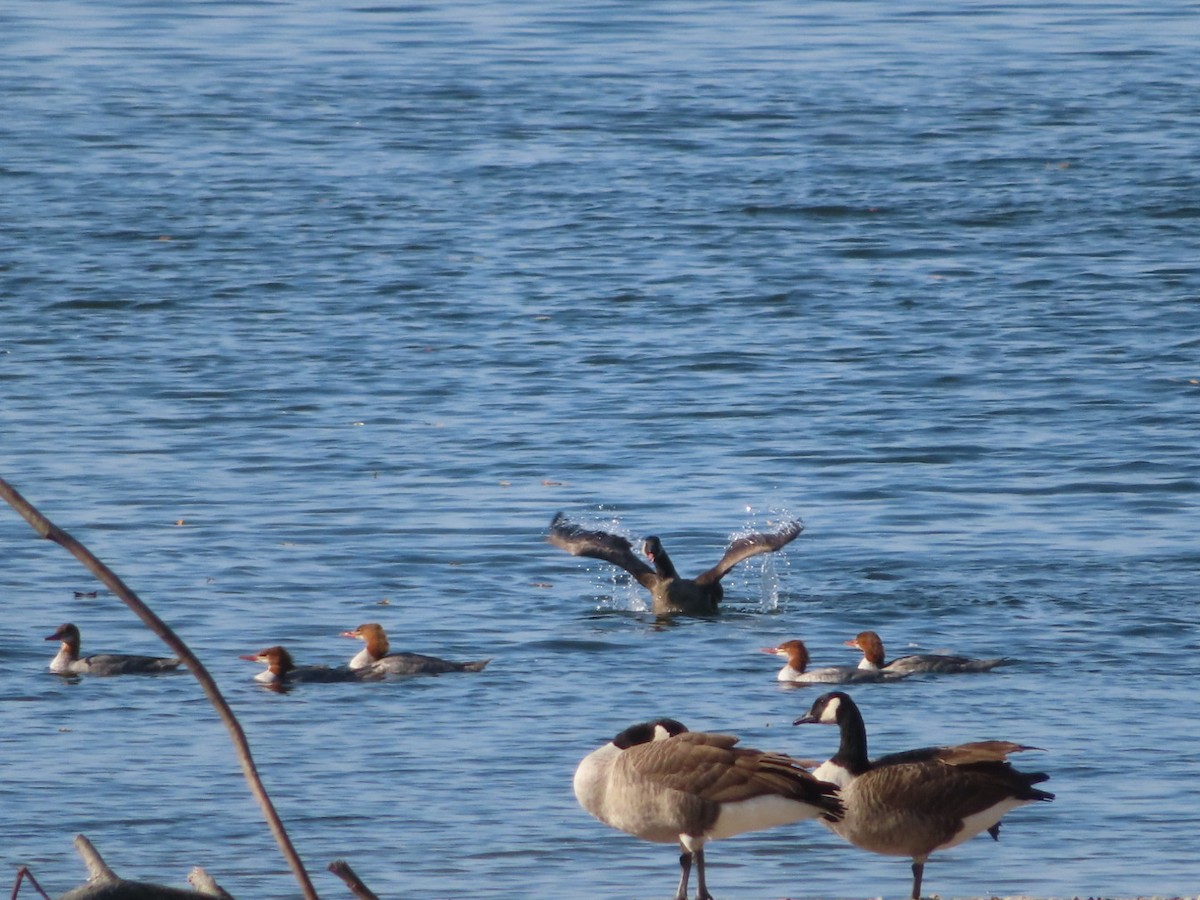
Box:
[873,740,1040,770]
[851,759,1049,848]
[694,519,804,586]
[547,513,658,589]
[621,732,842,816]
[934,741,1044,765]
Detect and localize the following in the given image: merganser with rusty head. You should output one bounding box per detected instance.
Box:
[45,623,182,676]
[547,512,804,616]
[240,645,381,686]
[794,690,1053,899]
[846,630,1009,675]
[574,717,842,900]
[761,639,908,684]
[340,623,490,675]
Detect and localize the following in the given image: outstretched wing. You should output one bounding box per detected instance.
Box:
[695,518,804,586]
[546,512,658,589]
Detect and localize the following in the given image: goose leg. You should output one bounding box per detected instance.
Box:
[910,860,924,900]
[693,848,714,900]
[673,851,691,900]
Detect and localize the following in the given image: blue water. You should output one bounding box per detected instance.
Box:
[2,1,1199,897]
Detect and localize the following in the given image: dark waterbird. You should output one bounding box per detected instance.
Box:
[546,512,803,616]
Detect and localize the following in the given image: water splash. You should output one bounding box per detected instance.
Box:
[727,506,803,613]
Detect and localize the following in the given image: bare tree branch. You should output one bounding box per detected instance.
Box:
[0,477,319,900]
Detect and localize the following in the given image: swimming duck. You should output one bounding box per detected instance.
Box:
[761,639,908,684]
[846,630,1009,675]
[240,646,379,686]
[340,623,491,675]
[45,623,182,676]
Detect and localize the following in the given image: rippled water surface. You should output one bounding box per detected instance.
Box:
[2,1,1199,898]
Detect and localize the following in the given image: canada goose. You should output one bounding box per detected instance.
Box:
[547,512,804,616]
[794,691,1052,899]
[761,639,909,684]
[45,623,182,676]
[846,630,1009,674]
[574,718,842,900]
[340,623,491,675]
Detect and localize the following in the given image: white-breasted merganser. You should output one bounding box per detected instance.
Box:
[794,690,1053,900]
[240,646,381,686]
[846,630,1009,675]
[547,512,804,617]
[574,718,842,900]
[340,623,490,675]
[45,623,182,676]
[761,639,908,684]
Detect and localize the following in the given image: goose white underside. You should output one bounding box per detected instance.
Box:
[936,796,1030,852]
[707,793,828,840]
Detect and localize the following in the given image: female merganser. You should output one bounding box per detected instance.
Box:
[574,718,841,900]
[846,630,1009,675]
[45,623,182,676]
[794,691,1053,900]
[240,646,380,686]
[761,639,908,684]
[547,512,804,616]
[340,623,490,675]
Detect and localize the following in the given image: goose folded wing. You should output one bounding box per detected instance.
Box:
[623,733,841,814]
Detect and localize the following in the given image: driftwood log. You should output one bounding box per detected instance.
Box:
[9,835,231,900]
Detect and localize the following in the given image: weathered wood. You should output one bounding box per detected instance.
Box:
[183,870,231,900]
[57,882,210,900]
[0,477,317,900]
[73,837,116,884]
[326,862,379,900]
[13,835,232,900]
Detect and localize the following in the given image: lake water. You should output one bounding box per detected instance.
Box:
[2,1,1198,898]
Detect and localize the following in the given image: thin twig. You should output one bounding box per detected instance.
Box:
[10,866,53,900]
[0,476,318,900]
